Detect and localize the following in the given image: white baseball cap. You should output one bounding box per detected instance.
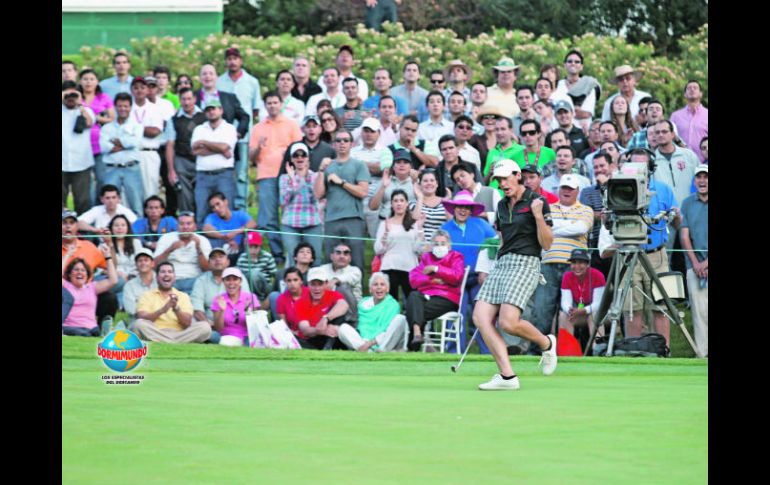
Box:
[694,164,708,176]
[361,117,382,132]
[559,173,580,189]
[492,159,521,178]
[307,267,329,282]
[222,267,244,280]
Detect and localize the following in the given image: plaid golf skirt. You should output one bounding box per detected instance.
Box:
[476,253,541,310]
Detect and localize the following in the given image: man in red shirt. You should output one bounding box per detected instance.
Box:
[520,164,558,204]
[296,267,351,350]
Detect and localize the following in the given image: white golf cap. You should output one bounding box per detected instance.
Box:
[559,174,580,189]
[361,117,381,132]
[694,164,708,176]
[307,267,329,282]
[222,267,244,280]
[492,159,521,178]
[290,142,310,156]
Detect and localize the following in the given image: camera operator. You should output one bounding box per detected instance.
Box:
[62,81,95,215]
[605,148,680,346]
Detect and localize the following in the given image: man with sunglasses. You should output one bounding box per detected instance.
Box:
[453,115,481,169]
[555,50,601,133]
[417,71,446,122]
[314,129,370,272]
[512,119,555,173]
[280,115,336,175]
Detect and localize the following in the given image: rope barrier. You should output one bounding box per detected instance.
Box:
[62,228,708,253]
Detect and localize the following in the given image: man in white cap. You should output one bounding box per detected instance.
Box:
[529,173,594,354]
[680,164,708,357]
[485,57,521,118]
[350,117,394,237]
[123,248,157,324]
[542,146,591,195]
[295,267,351,350]
[473,159,557,390]
[601,65,651,122]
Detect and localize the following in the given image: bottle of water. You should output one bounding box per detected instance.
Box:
[100,316,114,336]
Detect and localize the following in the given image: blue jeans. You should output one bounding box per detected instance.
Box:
[91,153,105,206]
[257,177,284,260]
[102,163,145,215]
[234,141,250,211]
[532,262,569,340]
[281,224,323,267]
[195,168,236,226]
[62,287,75,324]
[174,277,196,295]
[269,291,280,321]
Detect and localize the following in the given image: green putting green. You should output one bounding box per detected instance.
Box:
[62,338,707,484]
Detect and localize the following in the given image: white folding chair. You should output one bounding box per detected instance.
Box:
[422,266,471,354]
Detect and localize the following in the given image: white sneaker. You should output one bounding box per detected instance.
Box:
[478,374,520,391]
[539,334,558,376]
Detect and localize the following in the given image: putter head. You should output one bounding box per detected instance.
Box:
[450,366,457,372]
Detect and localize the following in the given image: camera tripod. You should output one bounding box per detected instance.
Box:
[585,244,701,357]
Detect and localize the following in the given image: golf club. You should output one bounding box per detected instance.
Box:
[451,328,479,373]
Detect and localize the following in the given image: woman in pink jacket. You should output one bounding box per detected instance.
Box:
[406,229,465,350]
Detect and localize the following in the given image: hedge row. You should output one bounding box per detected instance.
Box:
[75,22,708,112]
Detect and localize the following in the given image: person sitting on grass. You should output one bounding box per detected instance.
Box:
[559,248,606,352]
[295,267,351,350]
[132,262,212,344]
[103,214,142,306]
[269,242,316,317]
[123,248,157,325]
[405,229,465,351]
[338,272,408,352]
[62,244,118,337]
[191,247,249,344]
[211,267,260,347]
[235,231,277,304]
[274,267,310,336]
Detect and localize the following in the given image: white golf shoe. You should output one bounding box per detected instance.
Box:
[478,374,520,391]
[539,334,558,376]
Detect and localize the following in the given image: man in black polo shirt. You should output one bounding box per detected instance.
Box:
[473,159,558,390]
[545,100,589,154]
[280,115,336,175]
[388,115,438,170]
[165,87,207,214]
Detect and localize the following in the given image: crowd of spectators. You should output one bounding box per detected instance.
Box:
[62,46,707,356]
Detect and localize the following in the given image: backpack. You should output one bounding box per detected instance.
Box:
[593,333,669,357]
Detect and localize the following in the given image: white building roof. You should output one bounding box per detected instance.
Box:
[62,0,224,13]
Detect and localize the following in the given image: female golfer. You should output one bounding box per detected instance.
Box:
[473,159,558,390]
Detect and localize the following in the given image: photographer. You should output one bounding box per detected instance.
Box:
[62,81,95,215]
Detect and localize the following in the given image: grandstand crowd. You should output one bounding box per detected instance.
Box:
[61,45,708,356]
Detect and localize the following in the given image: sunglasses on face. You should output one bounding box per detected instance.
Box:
[291,152,308,158]
[456,124,473,130]
[430,79,445,84]
[481,115,498,121]
[521,130,539,137]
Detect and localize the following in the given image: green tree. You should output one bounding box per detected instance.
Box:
[588,0,709,55]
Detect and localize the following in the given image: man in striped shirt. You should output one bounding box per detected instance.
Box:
[528,173,593,354]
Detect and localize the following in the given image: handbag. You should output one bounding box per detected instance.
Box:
[371,254,382,273]
[593,333,669,357]
[268,319,301,350]
[246,310,278,348]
